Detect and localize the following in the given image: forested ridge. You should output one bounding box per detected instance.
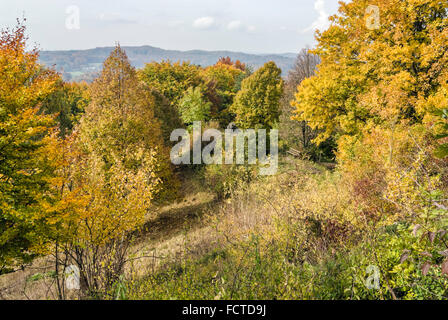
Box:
[38,45,296,82]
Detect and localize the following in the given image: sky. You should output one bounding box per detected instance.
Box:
[0,0,341,54]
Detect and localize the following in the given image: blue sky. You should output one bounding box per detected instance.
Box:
[0,0,341,53]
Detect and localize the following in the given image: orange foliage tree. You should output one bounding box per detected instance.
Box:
[0,21,59,271]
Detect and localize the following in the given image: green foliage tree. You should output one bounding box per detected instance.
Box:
[202,61,246,125]
[179,86,212,126]
[40,81,90,137]
[230,61,283,129]
[149,88,184,145]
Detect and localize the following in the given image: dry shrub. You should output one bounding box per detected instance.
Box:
[206,160,357,264]
[336,124,437,222]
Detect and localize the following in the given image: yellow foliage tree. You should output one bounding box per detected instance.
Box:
[0,21,59,271]
[292,0,448,225]
[293,0,448,144]
[48,46,177,298]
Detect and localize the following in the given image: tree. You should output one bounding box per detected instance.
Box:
[50,46,178,298]
[279,49,323,158]
[49,134,159,299]
[149,88,184,145]
[80,46,178,201]
[290,0,448,229]
[202,61,246,126]
[0,21,59,271]
[138,60,203,107]
[179,86,212,126]
[230,61,283,129]
[217,56,246,71]
[40,81,90,137]
[292,0,448,144]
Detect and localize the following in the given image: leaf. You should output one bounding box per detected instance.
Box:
[438,250,448,257]
[420,252,432,258]
[412,224,421,236]
[399,251,410,264]
[422,262,432,276]
[434,144,448,159]
[428,232,436,243]
[442,259,448,276]
[434,133,448,140]
[439,230,447,238]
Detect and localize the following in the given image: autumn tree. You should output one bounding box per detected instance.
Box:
[79,46,176,198]
[217,56,246,71]
[49,134,159,299]
[50,46,178,298]
[202,61,246,126]
[230,61,283,129]
[139,59,249,128]
[138,60,203,107]
[0,21,59,271]
[292,0,448,144]
[291,0,448,228]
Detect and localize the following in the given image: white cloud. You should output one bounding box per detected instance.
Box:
[247,25,256,33]
[193,16,216,29]
[302,0,330,33]
[227,20,243,31]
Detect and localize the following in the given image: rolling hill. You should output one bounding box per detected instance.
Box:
[38,45,297,82]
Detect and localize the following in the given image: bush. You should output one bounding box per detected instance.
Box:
[204,164,257,200]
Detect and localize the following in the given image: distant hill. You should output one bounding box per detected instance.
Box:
[38,45,297,82]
